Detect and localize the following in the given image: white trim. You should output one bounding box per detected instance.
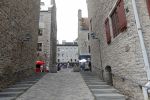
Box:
[108,0,119,17]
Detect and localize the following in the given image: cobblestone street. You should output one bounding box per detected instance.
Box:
[16,68,94,100]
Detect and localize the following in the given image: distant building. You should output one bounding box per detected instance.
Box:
[37,8,52,68]
[62,40,66,44]
[57,40,59,44]
[78,9,91,60]
[57,42,78,63]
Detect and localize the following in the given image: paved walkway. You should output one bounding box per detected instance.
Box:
[16,68,94,100]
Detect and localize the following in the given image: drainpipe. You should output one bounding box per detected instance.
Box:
[132,0,150,99]
[97,38,104,80]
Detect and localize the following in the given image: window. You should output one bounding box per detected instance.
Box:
[90,18,92,31]
[39,15,43,22]
[110,0,127,38]
[88,33,90,40]
[38,28,43,36]
[37,43,42,51]
[58,59,60,62]
[116,0,127,31]
[111,9,119,38]
[105,18,111,44]
[88,46,91,53]
[80,18,89,30]
[57,53,60,57]
[57,48,60,51]
[146,0,150,16]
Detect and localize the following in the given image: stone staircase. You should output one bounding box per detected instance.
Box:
[81,72,126,100]
[0,73,46,100]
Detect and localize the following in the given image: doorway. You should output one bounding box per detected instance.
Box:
[105,66,113,85]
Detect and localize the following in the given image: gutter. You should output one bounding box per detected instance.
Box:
[132,0,150,99]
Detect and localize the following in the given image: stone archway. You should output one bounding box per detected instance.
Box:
[105,66,113,85]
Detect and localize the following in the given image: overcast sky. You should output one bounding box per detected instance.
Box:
[41,0,88,43]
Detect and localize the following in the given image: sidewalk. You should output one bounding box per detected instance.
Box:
[16,68,94,100]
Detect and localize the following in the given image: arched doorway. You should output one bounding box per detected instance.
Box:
[105,66,113,85]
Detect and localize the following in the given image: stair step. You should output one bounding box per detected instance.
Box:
[95,97,125,100]
[0,97,15,100]
[91,88,119,94]
[85,80,104,83]
[2,87,27,92]
[88,85,110,87]
[82,77,98,78]
[86,82,107,85]
[88,85,113,89]
[84,79,103,81]
[0,92,21,97]
[95,94,125,100]
[16,81,37,84]
[81,72,126,100]
[11,84,33,88]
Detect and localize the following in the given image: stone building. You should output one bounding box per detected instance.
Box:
[87,0,150,100]
[37,8,52,69]
[57,42,78,63]
[49,0,57,73]
[78,10,91,60]
[0,0,40,90]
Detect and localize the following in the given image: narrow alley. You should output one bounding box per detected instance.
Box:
[1,0,150,100]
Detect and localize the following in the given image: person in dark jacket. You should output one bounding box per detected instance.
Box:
[89,61,92,72]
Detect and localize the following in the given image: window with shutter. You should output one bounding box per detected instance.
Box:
[146,0,150,16]
[110,0,127,38]
[116,0,127,32]
[105,18,111,44]
[111,9,119,38]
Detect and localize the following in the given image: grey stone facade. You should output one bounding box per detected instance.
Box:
[78,10,91,58]
[86,0,150,100]
[0,0,40,90]
[38,8,52,69]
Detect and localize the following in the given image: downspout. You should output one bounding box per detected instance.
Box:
[98,38,104,80]
[132,0,150,99]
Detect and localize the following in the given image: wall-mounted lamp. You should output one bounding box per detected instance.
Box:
[20,33,32,43]
[24,33,32,41]
[91,32,98,39]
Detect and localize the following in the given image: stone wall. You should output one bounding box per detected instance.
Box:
[0,0,40,90]
[86,0,150,99]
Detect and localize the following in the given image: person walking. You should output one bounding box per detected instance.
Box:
[57,63,61,71]
[88,61,92,72]
[67,62,70,68]
[80,62,85,71]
